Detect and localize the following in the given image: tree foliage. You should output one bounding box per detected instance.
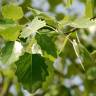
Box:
[0,0,96,96]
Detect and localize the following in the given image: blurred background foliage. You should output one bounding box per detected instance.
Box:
[0,0,96,96]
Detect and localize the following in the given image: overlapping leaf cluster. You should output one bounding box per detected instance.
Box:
[0,1,96,95]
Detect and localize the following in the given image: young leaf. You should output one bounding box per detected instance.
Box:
[20,17,46,38]
[16,53,48,92]
[2,4,24,20]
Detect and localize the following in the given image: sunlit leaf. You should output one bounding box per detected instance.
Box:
[29,8,59,29]
[0,24,22,41]
[85,0,93,18]
[2,4,24,20]
[68,18,96,28]
[20,17,46,38]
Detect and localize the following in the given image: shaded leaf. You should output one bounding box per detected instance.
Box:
[0,19,14,24]
[36,34,57,58]
[91,50,96,64]
[79,44,94,70]
[87,67,96,80]
[84,79,96,93]
[48,0,61,9]
[16,53,48,92]
[42,61,54,90]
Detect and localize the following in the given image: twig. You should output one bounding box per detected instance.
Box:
[63,28,79,35]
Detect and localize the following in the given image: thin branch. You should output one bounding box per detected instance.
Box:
[63,28,79,35]
[90,16,96,21]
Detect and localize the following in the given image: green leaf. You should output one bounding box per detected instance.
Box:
[85,0,93,18]
[0,19,14,24]
[20,17,46,38]
[72,41,94,70]
[16,53,48,92]
[42,61,54,90]
[66,0,73,7]
[0,41,23,65]
[35,34,57,58]
[67,18,96,28]
[0,24,22,41]
[79,44,94,70]
[72,40,85,70]
[28,8,41,16]
[29,8,59,29]
[48,0,61,9]
[38,13,58,29]
[2,4,24,20]
[91,50,96,64]
[87,67,96,80]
